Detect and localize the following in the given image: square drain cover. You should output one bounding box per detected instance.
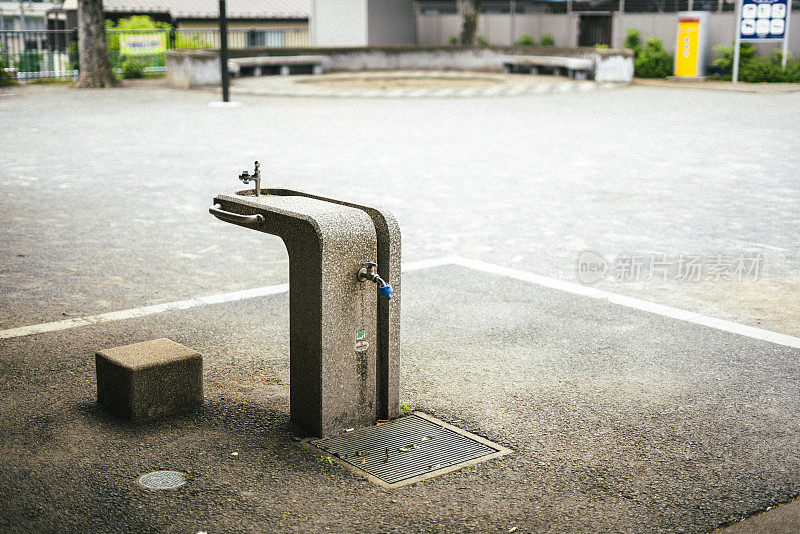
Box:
[309,412,511,488]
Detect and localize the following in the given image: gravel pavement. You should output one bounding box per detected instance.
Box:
[1,79,799,533]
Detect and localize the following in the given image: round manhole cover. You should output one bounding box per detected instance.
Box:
[136,470,187,490]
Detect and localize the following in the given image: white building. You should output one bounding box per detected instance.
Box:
[0,0,62,31]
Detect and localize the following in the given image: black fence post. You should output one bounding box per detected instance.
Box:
[218,0,229,102]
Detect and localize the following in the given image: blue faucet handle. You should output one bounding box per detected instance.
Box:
[378,283,393,300]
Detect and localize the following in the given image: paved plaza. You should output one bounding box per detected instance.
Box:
[1,79,799,532]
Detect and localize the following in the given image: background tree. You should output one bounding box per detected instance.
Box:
[458,0,483,46]
[76,0,116,87]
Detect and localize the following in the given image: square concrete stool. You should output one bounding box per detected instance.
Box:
[96,338,203,421]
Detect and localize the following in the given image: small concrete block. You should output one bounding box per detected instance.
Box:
[96,338,203,422]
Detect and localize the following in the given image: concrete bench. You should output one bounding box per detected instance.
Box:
[96,338,203,421]
[502,55,594,80]
[228,55,328,77]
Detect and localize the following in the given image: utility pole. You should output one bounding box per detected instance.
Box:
[219,0,230,102]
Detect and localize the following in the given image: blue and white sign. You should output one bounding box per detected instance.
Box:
[739,0,790,40]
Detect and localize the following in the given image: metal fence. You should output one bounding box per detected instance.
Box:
[0,29,78,80]
[0,27,309,81]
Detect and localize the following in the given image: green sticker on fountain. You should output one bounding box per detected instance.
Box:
[355,330,368,352]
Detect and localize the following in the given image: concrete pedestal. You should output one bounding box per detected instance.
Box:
[96,338,203,421]
[211,189,400,436]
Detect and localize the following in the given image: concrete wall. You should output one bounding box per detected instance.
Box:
[418,11,800,57]
[166,46,634,87]
[367,0,416,45]
[420,13,579,47]
[311,0,368,47]
[165,50,221,88]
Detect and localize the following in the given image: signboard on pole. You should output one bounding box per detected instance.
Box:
[733,0,793,81]
[738,0,789,40]
[119,34,166,56]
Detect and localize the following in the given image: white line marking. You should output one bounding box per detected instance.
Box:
[0,258,453,340]
[445,256,800,349]
[0,284,291,340]
[3,255,798,350]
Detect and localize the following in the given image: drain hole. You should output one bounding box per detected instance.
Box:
[136,470,187,490]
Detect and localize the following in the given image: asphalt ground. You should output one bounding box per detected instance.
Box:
[2,265,800,533]
[1,79,800,532]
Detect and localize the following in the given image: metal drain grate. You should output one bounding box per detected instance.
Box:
[136,470,187,490]
[310,413,511,488]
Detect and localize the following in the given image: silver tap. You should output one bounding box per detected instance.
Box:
[239,161,261,197]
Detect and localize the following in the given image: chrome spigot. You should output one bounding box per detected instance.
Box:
[239,161,261,197]
[358,261,393,300]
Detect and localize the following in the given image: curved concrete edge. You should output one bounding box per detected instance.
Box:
[213,191,379,437]
[271,190,401,420]
[166,47,635,88]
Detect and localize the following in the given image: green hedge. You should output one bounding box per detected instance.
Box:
[634,38,673,78]
[713,44,800,82]
[0,51,16,86]
[625,29,673,79]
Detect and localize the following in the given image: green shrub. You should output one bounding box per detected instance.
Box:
[624,28,642,59]
[173,33,212,50]
[0,51,16,86]
[15,51,42,73]
[634,38,673,78]
[477,35,489,47]
[786,60,800,82]
[121,59,145,79]
[515,34,535,46]
[712,43,755,77]
[447,34,459,45]
[68,40,79,71]
[739,56,784,82]
[540,33,555,46]
[712,44,800,82]
[595,43,609,50]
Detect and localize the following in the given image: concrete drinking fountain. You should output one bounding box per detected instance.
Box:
[210,162,401,437]
[210,163,509,487]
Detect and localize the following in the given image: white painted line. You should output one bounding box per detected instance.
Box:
[483,85,506,96]
[534,84,551,93]
[0,258,453,340]
[434,88,454,97]
[4,254,798,351]
[0,284,290,340]
[446,256,800,350]
[208,101,241,108]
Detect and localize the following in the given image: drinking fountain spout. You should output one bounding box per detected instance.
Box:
[358,261,394,300]
[239,161,261,197]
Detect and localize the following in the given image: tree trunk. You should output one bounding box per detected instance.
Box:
[459,0,482,46]
[76,0,116,88]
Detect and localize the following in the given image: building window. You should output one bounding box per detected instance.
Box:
[246,30,285,48]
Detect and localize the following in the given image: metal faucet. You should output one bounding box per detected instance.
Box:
[239,161,261,197]
[358,261,393,300]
